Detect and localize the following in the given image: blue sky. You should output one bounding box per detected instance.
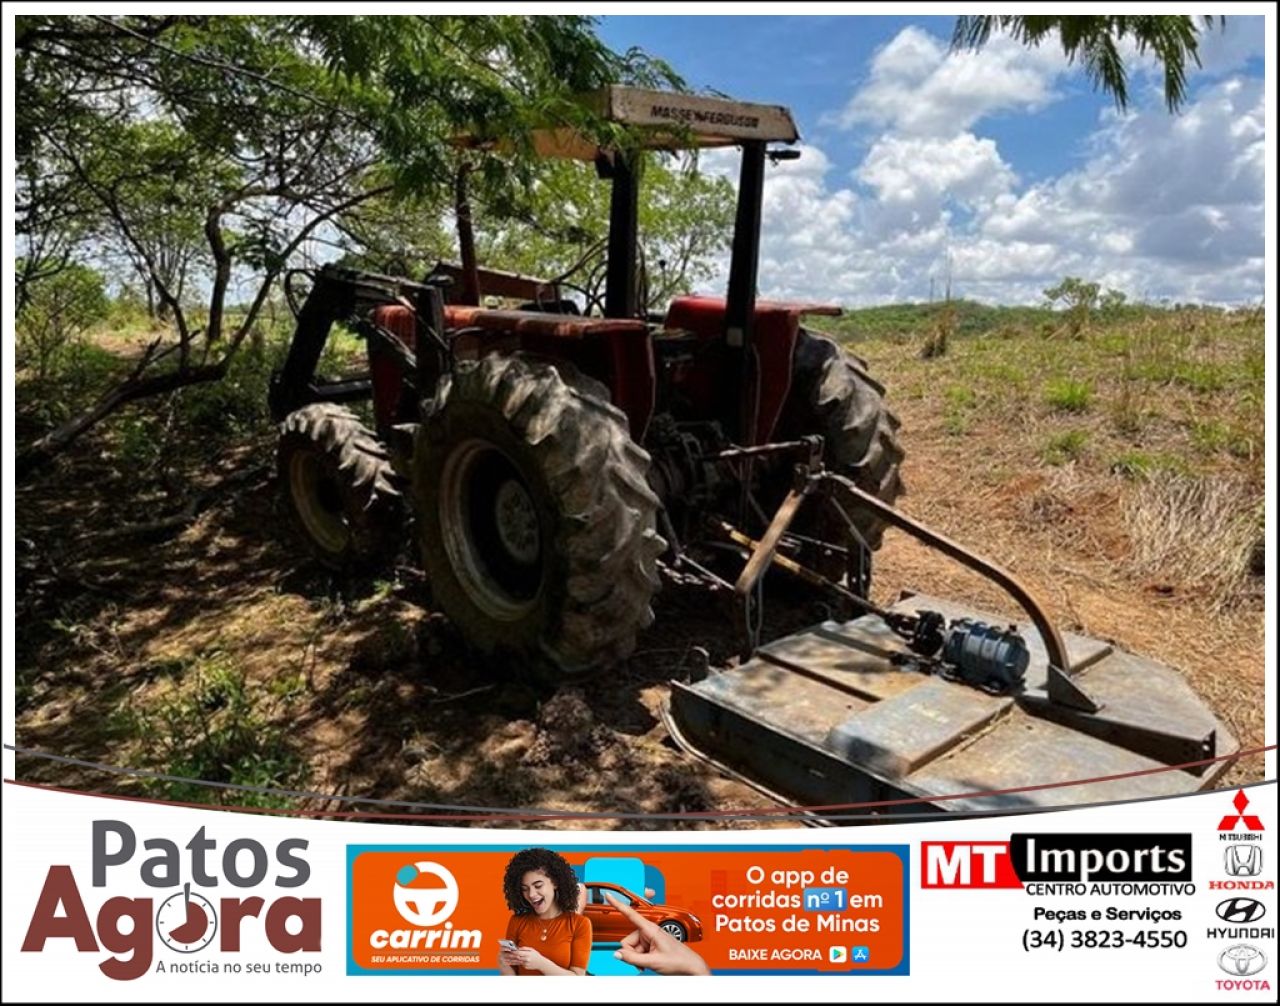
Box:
[597,15,1268,305]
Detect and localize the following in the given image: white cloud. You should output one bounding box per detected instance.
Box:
[690,144,872,302]
[757,145,865,297]
[836,27,1068,137]
[730,26,1265,308]
[1187,15,1265,75]
[857,133,1016,219]
[978,77,1265,278]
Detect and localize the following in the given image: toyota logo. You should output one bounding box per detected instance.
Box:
[1216,898,1266,924]
[1218,945,1268,977]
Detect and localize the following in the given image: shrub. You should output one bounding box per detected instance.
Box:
[113,652,308,808]
[1044,378,1092,413]
[921,302,956,359]
[171,339,286,438]
[1042,429,1089,465]
[1109,451,1153,479]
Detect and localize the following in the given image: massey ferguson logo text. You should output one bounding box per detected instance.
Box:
[21,821,320,980]
[649,103,760,130]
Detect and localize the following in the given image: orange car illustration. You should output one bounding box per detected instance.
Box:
[582,881,704,943]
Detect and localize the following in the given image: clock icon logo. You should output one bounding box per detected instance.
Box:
[155,883,218,953]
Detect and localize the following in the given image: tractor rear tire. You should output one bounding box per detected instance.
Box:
[774,329,905,571]
[277,403,403,572]
[414,354,664,677]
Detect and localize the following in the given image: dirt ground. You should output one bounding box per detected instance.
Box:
[14,334,1266,830]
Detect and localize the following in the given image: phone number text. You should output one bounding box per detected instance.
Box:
[1022,929,1188,952]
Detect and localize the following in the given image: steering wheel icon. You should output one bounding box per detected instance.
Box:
[392,861,460,927]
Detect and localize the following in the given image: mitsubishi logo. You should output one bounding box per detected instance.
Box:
[1218,790,1265,831]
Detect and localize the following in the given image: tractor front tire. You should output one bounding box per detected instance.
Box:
[414,354,664,677]
[775,329,905,568]
[277,403,403,572]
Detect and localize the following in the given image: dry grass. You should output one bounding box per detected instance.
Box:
[829,304,1266,780]
[1124,472,1263,609]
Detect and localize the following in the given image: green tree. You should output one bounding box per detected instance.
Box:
[1098,288,1128,321]
[327,190,455,280]
[14,132,100,317]
[1043,276,1101,336]
[952,16,1224,112]
[473,155,735,313]
[16,16,391,472]
[15,14,673,475]
[79,120,221,325]
[16,261,109,383]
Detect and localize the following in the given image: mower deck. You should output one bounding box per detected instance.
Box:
[664,592,1238,820]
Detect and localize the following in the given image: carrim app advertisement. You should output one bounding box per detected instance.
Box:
[1,779,1275,1000]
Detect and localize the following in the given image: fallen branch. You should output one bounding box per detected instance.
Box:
[86,463,270,542]
[17,362,227,479]
[426,683,496,706]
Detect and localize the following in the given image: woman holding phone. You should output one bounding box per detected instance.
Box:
[497,848,592,976]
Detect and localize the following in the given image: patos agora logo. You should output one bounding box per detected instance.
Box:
[20,821,321,980]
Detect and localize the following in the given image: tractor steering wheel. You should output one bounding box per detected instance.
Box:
[547,240,648,317]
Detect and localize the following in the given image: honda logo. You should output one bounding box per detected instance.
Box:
[1224,845,1263,877]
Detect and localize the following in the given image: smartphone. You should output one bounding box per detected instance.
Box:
[498,939,519,952]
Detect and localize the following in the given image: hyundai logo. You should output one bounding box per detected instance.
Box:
[1216,898,1267,924]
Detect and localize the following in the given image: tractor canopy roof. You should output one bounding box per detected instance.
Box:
[455,85,800,161]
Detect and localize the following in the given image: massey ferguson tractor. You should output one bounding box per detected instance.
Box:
[269,88,1237,818]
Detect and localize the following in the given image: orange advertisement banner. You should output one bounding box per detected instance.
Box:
[347,844,908,976]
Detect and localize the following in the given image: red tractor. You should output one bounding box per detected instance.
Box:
[270,87,903,675]
[269,88,1236,816]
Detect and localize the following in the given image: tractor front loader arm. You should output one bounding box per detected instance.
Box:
[269,265,449,423]
[270,267,363,421]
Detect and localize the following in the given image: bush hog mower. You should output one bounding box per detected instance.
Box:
[269,87,1237,817]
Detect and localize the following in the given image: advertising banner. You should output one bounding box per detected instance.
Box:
[347,845,907,975]
[4,782,1278,999]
